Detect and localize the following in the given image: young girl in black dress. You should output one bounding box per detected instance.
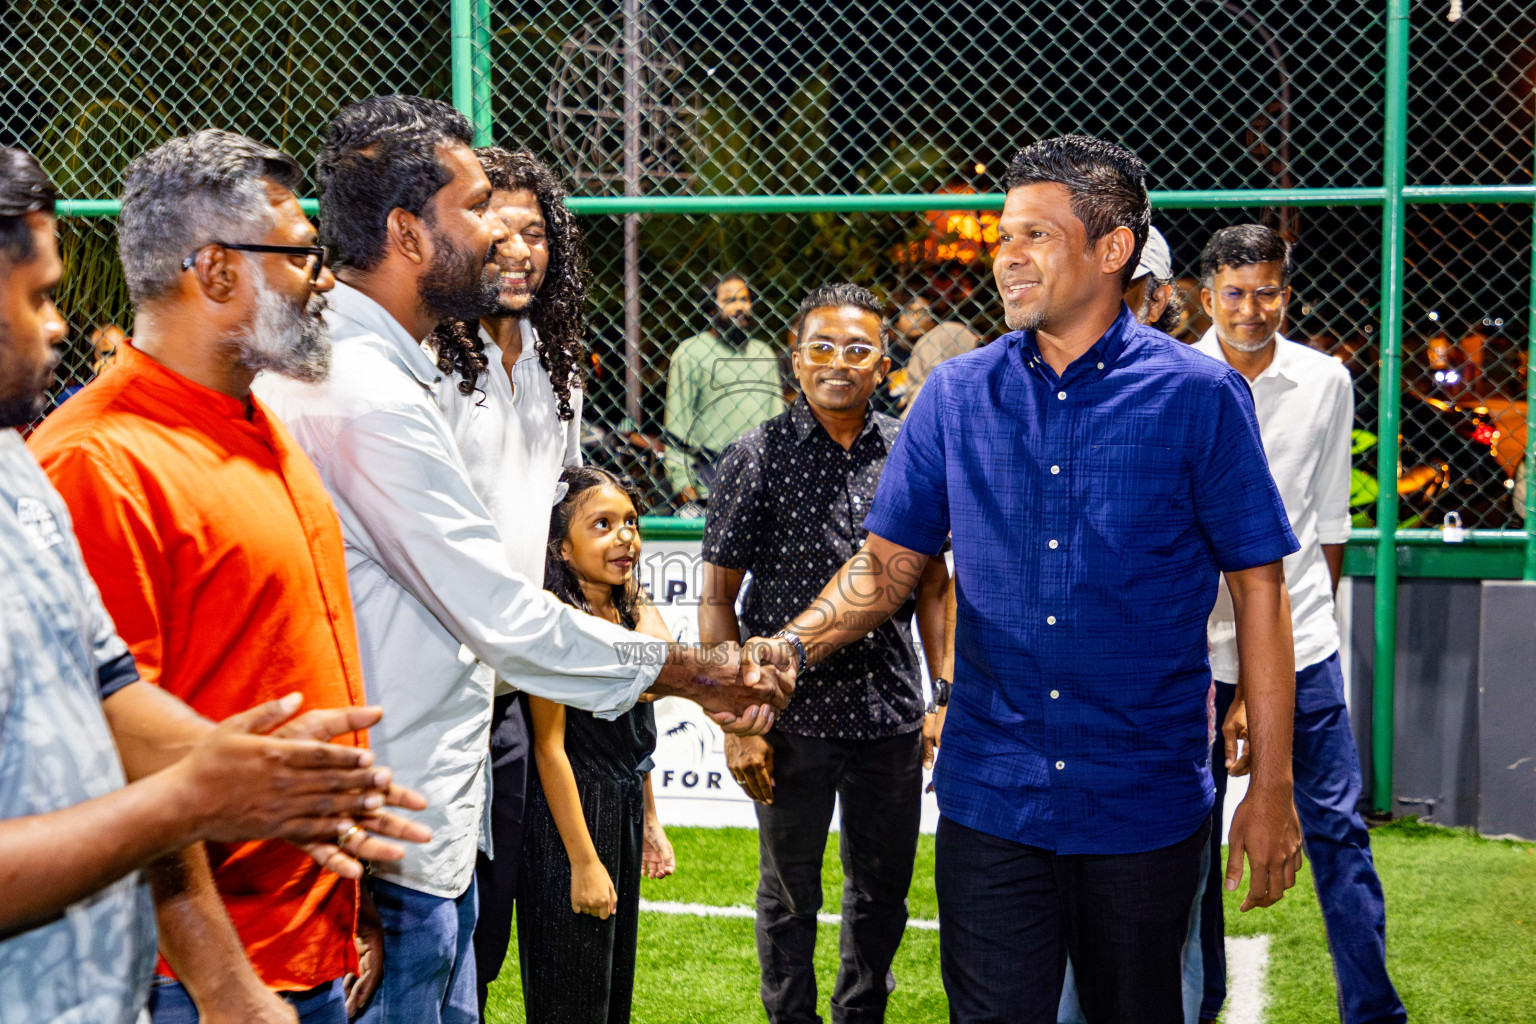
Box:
[518,466,676,1023]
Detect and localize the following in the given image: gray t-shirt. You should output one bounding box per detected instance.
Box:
[0,429,156,1024]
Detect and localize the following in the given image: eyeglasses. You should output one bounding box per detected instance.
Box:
[801,340,883,369]
[1216,286,1286,310]
[181,242,329,283]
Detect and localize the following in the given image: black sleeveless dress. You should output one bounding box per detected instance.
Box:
[517,614,657,1024]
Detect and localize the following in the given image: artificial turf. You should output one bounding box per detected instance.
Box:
[484,818,1535,1023]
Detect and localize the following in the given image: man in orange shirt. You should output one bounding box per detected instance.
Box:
[30,130,394,1024]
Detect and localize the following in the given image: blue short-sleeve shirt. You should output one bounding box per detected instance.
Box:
[864,305,1298,854]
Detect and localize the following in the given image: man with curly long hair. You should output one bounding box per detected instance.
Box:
[424,145,597,1017]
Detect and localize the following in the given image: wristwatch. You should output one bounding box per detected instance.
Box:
[926,676,951,715]
[770,631,808,674]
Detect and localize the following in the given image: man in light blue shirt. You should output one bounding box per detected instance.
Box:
[256,96,790,1024]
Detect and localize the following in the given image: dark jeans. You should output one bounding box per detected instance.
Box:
[472,693,532,1018]
[1202,655,1406,1024]
[753,728,924,1024]
[149,977,346,1023]
[936,814,1210,1024]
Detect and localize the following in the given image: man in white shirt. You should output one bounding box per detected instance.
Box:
[424,145,592,1016]
[255,96,788,1024]
[1193,224,1405,1024]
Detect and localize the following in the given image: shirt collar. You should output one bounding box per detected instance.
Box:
[1009,302,1137,381]
[475,317,540,365]
[328,281,443,390]
[789,396,886,449]
[115,337,252,420]
[1195,327,1298,384]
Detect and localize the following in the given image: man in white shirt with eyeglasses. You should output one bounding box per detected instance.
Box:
[1193,223,1405,1024]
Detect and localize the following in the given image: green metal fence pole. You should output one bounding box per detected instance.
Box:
[471,0,495,146]
[450,0,475,122]
[1526,103,1536,579]
[1372,0,1410,817]
[51,186,1536,220]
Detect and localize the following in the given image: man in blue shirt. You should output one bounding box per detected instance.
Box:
[750,135,1304,1024]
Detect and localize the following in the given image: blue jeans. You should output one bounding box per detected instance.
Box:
[1202,654,1406,1024]
[356,876,479,1024]
[148,976,346,1023]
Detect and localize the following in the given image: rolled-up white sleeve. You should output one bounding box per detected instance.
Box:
[1316,368,1355,545]
[328,404,660,717]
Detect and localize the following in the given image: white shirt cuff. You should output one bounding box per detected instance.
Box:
[1317,516,1353,545]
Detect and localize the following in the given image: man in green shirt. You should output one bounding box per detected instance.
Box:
[664,271,786,504]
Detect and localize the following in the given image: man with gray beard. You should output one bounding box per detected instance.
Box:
[29,129,425,1024]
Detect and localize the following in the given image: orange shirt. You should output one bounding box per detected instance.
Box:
[29,340,366,991]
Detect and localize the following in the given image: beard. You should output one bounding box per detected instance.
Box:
[421,227,501,322]
[0,315,60,428]
[1005,307,1048,332]
[1218,328,1277,353]
[233,277,332,383]
[0,363,54,428]
[713,311,754,348]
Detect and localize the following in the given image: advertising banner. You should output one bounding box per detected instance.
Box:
[640,536,941,832]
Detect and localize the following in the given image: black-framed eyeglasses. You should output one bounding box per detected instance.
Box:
[181,242,328,283]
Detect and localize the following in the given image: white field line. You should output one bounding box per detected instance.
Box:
[639,901,1272,1022]
[1223,935,1271,1024]
[639,899,939,930]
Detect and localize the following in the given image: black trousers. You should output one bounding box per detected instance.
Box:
[517,770,644,1024]
[935,815,1210,1024]
[753,729,924,1024]
[472,693,532,1018]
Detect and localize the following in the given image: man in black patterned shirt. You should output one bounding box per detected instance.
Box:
[701,282,950,1024]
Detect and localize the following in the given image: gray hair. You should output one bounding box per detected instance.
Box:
[118,129,302,304]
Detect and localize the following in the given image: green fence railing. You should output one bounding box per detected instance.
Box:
[15,1,1536,817]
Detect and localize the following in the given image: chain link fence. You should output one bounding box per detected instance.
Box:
[3,0,1532,527]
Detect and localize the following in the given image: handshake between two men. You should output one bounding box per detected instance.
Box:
[638,638,799,735]
[114,630,798,908]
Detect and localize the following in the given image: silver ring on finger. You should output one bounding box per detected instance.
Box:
[339,824,367,850]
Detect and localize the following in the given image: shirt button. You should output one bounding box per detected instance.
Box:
[1097,362,1105,370]
[1050,465,1060,475]
[1057,391,1067,400]
[1050,689,1060,699]
[1046,615,1057,625]
[1048,539,1058,549]
[1055,760,1066,770]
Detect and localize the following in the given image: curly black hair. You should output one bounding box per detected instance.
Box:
[427,147,589,420]
[545,466,644,629]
